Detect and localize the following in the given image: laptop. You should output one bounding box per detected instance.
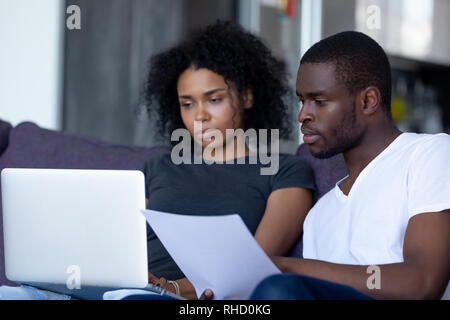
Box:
[1,168,183,300]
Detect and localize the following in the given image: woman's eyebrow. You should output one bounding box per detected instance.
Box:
[178,88,227,99]
[203,88,227,96]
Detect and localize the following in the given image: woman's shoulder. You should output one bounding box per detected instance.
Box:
[269,153,315,191]
[277,153,311,171]
[141,152,172,174]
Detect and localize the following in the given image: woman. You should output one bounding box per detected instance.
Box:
[142,21,315,299]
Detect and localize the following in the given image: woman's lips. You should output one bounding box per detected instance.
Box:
[196,129,216,139]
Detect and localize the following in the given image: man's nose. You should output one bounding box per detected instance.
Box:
[298,102,314,124]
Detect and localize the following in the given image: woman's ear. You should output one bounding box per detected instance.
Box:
[242,88,254,109]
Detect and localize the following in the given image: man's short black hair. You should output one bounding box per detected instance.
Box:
[301,31,392,118]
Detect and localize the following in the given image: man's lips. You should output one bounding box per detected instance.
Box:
[301,127,321,144]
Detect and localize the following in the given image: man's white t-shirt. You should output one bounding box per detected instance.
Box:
[302,132,450,265]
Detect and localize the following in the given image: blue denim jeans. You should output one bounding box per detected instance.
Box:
[109,274,374,300]
[0,285,71,300]
[250,274,374,300]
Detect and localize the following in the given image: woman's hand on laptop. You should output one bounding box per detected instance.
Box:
[148,272,203,300]
[148,271,168,287]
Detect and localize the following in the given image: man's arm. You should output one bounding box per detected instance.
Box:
[274,210,450,299]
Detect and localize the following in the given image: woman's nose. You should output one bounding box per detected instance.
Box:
[195,103,209,121]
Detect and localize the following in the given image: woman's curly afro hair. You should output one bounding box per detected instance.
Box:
[144,20,292,140]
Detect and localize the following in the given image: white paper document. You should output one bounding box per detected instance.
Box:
[141,209,281,300]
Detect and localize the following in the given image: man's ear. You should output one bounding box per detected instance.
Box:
[360,86,381,116]
[242,88,254,109]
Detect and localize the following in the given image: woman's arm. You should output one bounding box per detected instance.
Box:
[254,187,313,256]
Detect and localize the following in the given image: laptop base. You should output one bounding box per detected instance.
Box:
[22,282,185,300]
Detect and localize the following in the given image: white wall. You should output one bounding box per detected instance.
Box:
[0,0,63,129]
[355,0,450,67]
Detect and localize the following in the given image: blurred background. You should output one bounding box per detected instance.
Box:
[1,0,449,154]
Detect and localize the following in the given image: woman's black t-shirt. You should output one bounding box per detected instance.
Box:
[141,153,315,280]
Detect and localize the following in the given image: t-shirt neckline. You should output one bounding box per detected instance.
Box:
[334,132,406,201]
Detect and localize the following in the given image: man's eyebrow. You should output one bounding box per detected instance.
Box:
[178,88,227,99]
[303,91,327,98]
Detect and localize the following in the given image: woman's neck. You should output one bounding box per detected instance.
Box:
[202,137,249,162]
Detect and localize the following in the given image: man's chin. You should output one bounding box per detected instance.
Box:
[309,145,340,159]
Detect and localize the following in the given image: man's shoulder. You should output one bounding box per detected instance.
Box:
[387,132,450,160]
[416,132,450,146]
[403,132,450,148]
[404,132,450,159]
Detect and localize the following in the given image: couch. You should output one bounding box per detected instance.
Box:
[1,119,447,299]
[0,118,349,286]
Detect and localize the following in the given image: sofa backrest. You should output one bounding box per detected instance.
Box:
[296,143,348,202]
[0,122,170,286]
[0,119,12,157]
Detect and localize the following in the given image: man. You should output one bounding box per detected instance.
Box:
[242,31,450,300]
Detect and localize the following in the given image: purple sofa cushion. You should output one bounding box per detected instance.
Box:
[0,119,12,156]
[0,122,170,170]
[0,121,170,286]
[296,143,348,202]
[288,143,348,258]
